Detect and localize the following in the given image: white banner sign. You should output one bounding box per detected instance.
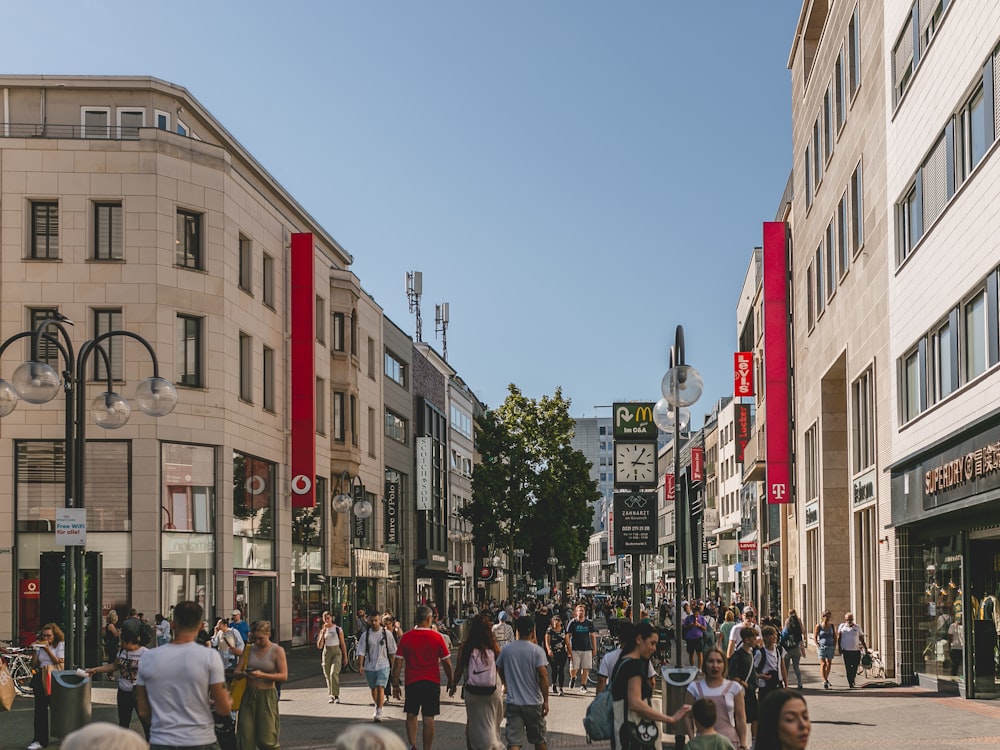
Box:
[416,437,433,510]
[56,508,87,547]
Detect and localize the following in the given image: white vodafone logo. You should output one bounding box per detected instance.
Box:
[291,475,312,495]
[246,475,266,495]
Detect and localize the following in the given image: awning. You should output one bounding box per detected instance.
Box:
[713,523,738,537]
[739,530,758,543]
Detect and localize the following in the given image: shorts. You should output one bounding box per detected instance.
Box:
[819,645,835,660]
[403,679,441,717]
[505,703,547,747]
[365,667,390,690]
[686,637,703,655]
[571,650,593,671]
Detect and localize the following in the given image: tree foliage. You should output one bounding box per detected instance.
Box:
[461,384,600,582]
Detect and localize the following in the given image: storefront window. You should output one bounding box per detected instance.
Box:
[233,451,275,570]
[917,537,963,681]
[291,478,325,647]
[162,443,215,615]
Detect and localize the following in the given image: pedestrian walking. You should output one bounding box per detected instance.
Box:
[85,625,151,740]
[135,600,231,750]
[813,611,836,689]
[448,613,504,750]
[493,611,515,651]
[317,611,347,704]
[27,623,65,750]
[358,612,397,722]
[835,612,867,689]
[390,605,454,750]
[780,610,805,690]
[610,621,691,750]
[684,647,747,750]
[727,608,761,658]
[683,603,709,671]
[544,615,568,695]
[755,689,810,750]
[566,604,597,692]
[104,611,121,666]
[728,627,760,750]
[496,616,549,750]
[211,617,245,670]
[755,627,787,703]
[232,620,287,750]
[230,608,250,645]
[686,699,736,750]
[155,614,171,647]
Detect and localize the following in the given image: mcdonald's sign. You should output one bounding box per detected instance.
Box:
[613,402,657,439]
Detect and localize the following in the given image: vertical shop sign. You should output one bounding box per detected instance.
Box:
[734,352,754,397]
[416,437,433,510]
[290,233,316,508]
[763,221,792,504]
[691,447,704,483]
[384,481,399,544]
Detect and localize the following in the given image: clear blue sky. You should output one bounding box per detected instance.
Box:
[6,1,803,422]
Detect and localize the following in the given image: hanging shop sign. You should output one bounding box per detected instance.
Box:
[734,352,754,397]
[384,481,399,545]
[416,437,433,510]
[290,232,316,508]
[613,402,657,439]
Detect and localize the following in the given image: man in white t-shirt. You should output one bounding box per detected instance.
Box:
[136,600,231,750]
[726,607,762,658]
[836,612,868,689]
[357,612,397,722]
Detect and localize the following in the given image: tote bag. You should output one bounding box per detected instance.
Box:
[229,648,251,710]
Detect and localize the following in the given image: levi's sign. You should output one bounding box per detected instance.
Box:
[613,402,657,439]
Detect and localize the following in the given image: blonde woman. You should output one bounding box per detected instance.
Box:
[317,611,347,704]
[28,623,65,750]
[233,621,288,750]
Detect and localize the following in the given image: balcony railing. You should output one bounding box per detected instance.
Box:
[2,123,150,140]
[741,428,766,482]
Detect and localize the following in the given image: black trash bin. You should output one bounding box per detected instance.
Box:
[50,670,92,738]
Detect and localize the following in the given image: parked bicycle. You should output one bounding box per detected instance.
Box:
[342,634,360,673]
[1,639,34,696]
[587,631,618,687]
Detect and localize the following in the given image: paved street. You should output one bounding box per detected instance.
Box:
[4,647,1000,748]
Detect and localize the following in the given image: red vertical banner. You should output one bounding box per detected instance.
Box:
[664,474,675,501]
[734,352,754,397]
[691,447,704,483]
[763,222,792,504]
[290,233,316,508]
[735,404,751,463]
[607,510,614,557]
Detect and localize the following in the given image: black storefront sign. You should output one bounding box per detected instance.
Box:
[612,491,657,554]
[920,424,1000,511]
[353,482,367,539]
[384,481,399,545]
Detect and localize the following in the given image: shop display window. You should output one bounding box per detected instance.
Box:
[917,537,963,681]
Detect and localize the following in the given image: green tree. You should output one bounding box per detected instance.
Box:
[461,384,599,585]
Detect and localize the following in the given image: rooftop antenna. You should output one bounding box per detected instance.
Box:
[435,302,450,362]
[406,271,423,341]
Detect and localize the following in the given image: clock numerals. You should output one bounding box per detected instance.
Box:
[615,442,657,486]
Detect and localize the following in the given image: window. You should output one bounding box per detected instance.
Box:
[332,313,345,352]
[835,48,846,129]
[851,367,875,472]
[961,85,988,179]
[385,350,407,387]
[333,391,345,442]
[155,110,170,131]
[30,201,59,259]
[902,347,924,423]
[813,119,823,186]
[898,182,922,263]
[176,314,203,387]
[851,161,864,252]
[368,407,376,456]
[116,108,144,139]
[81,107,110,138]
[837,193,849,278]
[920,0,948,52]
[94,202,123,260]
[350,394,358,446]
[350,311,358,356]
[451,404,473,439]
[825,221,836,299]
[238,235,252,292]
[316,378,326,435]
[932,314,957,402]
[29,308,60,366]
[922,132,951,231]
[385,409,408,444]
[315,297,326,345]
[239,332,252,402]
[262,254,275,308]
[368,337,376,379]
[804,424,818,501]
[176,120,188,137]
[92,309,123,381]
[232,451,275,570]
[963,290,987,382]
[823,86,833,160]
[263,345,275,411]
[176,210,202,269]
[892,15,915,103]
[849,4,861,96]
[815,245,825,316]
[805,145,813,208]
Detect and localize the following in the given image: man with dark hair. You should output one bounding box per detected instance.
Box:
[391,605,453,750]
[497,616,549,750]
[136,601,231,750]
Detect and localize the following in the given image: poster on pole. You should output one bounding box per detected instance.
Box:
[56,508,86,546]
[612,492,657,554]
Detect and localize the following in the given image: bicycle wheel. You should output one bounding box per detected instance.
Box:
[11,661,33,696]
[348,647,359,673]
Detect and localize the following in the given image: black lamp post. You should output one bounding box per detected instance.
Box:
[0,317,177,667]
[332,470,372,626]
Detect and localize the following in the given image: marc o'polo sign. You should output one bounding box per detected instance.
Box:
[384,481,399,545]
[613,402,657,439]
[612,492,657,554]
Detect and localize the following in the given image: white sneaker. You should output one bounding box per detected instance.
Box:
[374,708,383,722]
[328,697,335,704]
[580,685,588,693]
[334,696,340,704]
[27,743,43,750]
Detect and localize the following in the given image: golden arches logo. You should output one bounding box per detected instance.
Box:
[634,406,653,423]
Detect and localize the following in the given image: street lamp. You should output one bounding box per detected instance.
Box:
[332,470,371,626]
[547,549,559,601]
[0,318,177,667]
[514,549,525,598]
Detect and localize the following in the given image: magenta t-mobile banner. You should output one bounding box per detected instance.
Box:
[763,222,791,504]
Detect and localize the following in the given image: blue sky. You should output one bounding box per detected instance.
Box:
[5,1,803,422]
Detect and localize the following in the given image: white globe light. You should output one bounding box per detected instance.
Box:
[654,555,664,565]
[11,361,61,404]
[331,493,353,514]
[660,364,704,408]
[0,379,19,417]
[136,376,179,416]
[653,398,674,431]
[92,392,131,429]
[354,498,373,520]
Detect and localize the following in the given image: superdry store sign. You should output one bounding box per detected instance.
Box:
[612,492,657,554]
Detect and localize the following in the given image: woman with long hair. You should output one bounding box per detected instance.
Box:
[104,610,121,664]
[28,622,65,750]
[233,620,288,750]
[684,646,747,750]
[85,625,151,740]
[545,614,569,695]
[781,609,806,690]
[813,611,836,689]
[317,611,347,704]
[611,621,691,750]
[447,613,503,750]
[756,689,810,750]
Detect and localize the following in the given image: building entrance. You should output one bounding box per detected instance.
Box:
[235,572,275,631]
[969,532,1000,698]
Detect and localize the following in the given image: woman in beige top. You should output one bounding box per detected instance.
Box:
[233,621,287,750]
[317,611,347,703]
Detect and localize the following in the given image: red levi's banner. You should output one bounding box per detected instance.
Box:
[734,352,754,397]
[608,510,614,556]
[763,222,792,504]
[290,233,316,508]
[664,474,675,501]
[691,447,704,483]
[735,404,751,463]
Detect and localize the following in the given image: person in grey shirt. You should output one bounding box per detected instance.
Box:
[496,616,549,750]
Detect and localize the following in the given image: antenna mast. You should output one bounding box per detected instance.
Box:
[406,271,423,341]
[435,302,450,361]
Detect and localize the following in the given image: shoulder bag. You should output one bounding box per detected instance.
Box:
[229,646,252,711]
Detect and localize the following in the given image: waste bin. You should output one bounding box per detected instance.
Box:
[661,666,699,749]
[50,670,91,738]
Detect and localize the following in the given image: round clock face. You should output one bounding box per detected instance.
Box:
[615,442,656,484]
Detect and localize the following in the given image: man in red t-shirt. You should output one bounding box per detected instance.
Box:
[391,605,454,750]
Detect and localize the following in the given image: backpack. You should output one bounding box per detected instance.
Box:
[583,656,629,741]
[464,648,497,695]
[702,625,716,651]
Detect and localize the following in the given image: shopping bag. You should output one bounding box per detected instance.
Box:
[229,648,251,710]
[0,660,15,711]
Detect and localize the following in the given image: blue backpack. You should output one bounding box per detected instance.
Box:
[583,656,630,741]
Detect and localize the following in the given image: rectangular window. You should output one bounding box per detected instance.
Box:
[932,315,957,401]
[30,201,59,259]
[81,107,110,138]
[804,424,818,501]
[176,314,203,387]
[851,367,875,472]
[315,297,326,345]
[451,404,473,439]
[837,193,849,278]
[368,407,376,457]
[333,391,345,442]
[116,108,145,139]
[239,332,252,402]
[350,312,358,356]
[155,110,170,131]
[920,0,947,54]
[94,202,123,260]
[825,220,836,299]
[902,348,924,422]
[805,146,813,208]
[898,182,923,263]
[175,210,202,269]
[92,309,123,381]
[29,307,60,366]
[316,378,326,435]
[851,161,864,252]
[368,337,376,379]
[964,290,987,381]
[922,133,949,230]
[332,313,345,352]
[262,345,275,411]
[350,394,358,446]
[849,4,861,96]
[961,85,988,179]
[892,14,915,103]
[823,86,833,160]
[385,409,408,444]
[813,119,823,186]
[232,451,275,570]
[262,254,275,308]
[238,235,252,292]
[385,350,407,387]
[835,48,846,129]
[815,245,825,316]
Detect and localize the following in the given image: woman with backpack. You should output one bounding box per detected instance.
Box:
[317,611,347,704]
[780,609,806,690]
[448,613,503,750]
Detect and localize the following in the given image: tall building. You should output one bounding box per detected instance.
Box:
[570,416,614,533]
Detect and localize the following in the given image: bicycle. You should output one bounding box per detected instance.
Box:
[587,632,618,687]
[342,635,360,673]
[1,640,34,696]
